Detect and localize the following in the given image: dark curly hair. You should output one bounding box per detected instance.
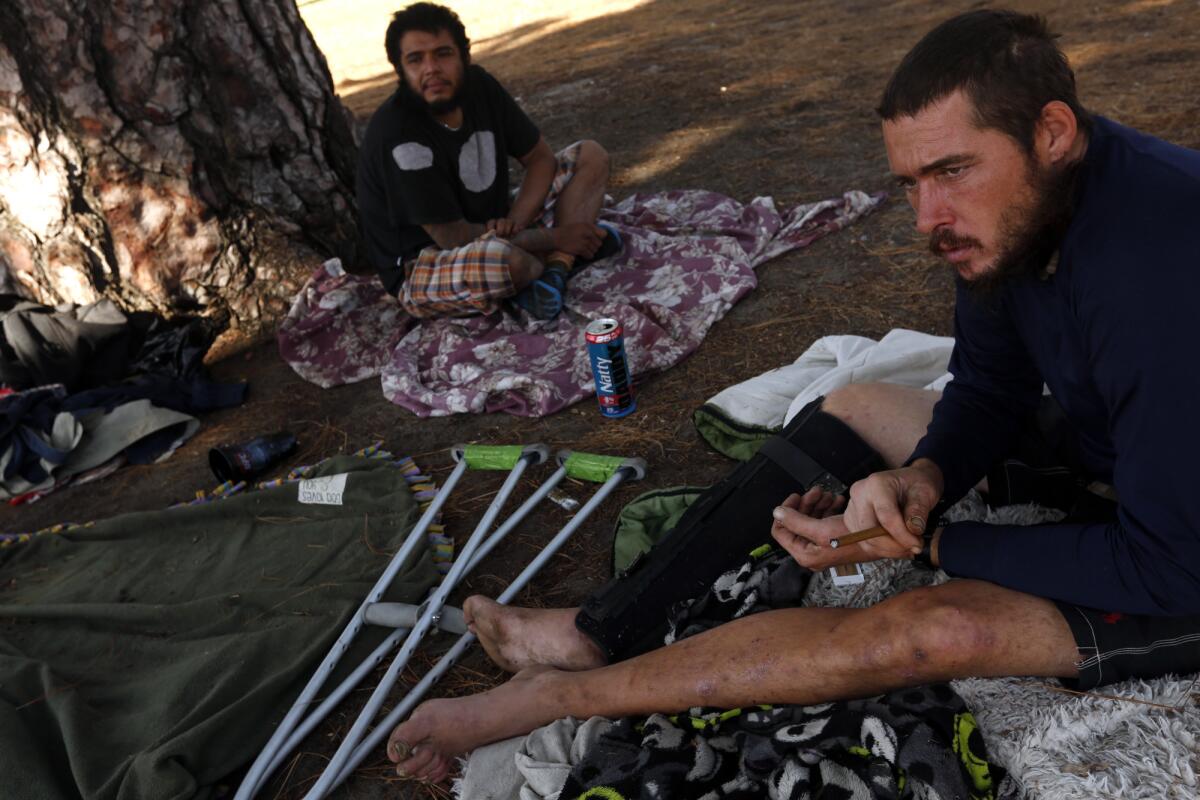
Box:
[385,3,471,71]
[878,9,1090,152]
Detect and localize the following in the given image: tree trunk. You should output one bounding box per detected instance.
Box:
[0,0,360,329]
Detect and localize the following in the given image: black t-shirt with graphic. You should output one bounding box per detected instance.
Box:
[357,65,541,294]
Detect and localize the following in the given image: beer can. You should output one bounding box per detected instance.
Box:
[585,318,636,418]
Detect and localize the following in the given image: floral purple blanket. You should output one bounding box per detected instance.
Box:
[277,189,884,417]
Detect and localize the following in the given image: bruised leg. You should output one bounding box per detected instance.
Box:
[389,580,1079,780]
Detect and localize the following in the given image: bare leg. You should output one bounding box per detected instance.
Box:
[821,383,940,468]
[386,667,553,783]
[389,580,1079,779]
[552,140,610,228]
[821,382,992,492]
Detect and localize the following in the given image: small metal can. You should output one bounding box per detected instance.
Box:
[585,318,636,418]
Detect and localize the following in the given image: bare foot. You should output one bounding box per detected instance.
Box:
[463,596,606,672]
[386,666,563,783]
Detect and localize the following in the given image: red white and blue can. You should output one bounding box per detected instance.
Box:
[585,318,636,418]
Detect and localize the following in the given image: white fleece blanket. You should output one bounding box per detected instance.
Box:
[706,328,956,433]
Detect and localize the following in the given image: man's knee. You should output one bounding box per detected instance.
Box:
[575,140,610,178]
[857,587,996,683]
[819,383,939,468]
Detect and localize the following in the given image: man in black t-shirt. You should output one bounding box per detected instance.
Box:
[357,3,619,320]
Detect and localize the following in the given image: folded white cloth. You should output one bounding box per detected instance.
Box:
[702,329,955,435]
[778,329,955,424]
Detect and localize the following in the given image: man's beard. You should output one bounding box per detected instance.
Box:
[399,68,468,117]
[931,156,1080,299]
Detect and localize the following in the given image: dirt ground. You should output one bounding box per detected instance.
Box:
[5,0,1200,797]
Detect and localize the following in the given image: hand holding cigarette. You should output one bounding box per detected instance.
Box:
[829,525,890,549]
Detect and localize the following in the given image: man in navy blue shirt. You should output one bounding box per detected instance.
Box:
[379,10,1200,782]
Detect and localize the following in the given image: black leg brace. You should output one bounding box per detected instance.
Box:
[575,397,886,663]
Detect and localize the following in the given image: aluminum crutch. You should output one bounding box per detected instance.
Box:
[236,448,472,800]
[237,443,551,800]
[301,443,558,799]
[239,445,570,798]
[317,450,647,795]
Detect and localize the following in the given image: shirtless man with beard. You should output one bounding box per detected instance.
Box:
[381,10,1200,783]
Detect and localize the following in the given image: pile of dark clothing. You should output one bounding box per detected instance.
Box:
[0,296,246,502]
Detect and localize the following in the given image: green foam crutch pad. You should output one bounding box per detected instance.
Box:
[563,451,628,483]
[458,444,526,471]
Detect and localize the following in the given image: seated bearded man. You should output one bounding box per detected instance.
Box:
[357,2,620,321]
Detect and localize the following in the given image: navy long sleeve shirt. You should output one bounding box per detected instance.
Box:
[909,117,1200,615]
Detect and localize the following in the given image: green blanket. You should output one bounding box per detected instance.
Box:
[0,456,438,800]
[691,403,774,461]
[611,487,706,573]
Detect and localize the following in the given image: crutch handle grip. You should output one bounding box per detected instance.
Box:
[363,602,468,635]
[556,451,647,482]
[452,443,550,470]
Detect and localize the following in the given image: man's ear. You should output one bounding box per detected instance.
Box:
[1036,101,1081,165]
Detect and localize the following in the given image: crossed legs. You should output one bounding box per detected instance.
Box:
[504,140,612,288]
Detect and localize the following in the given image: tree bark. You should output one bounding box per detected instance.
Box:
[0,0,360,329]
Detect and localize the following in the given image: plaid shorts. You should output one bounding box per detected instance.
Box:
[398,142,584,318]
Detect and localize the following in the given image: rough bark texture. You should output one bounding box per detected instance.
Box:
[0,0,359,329]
